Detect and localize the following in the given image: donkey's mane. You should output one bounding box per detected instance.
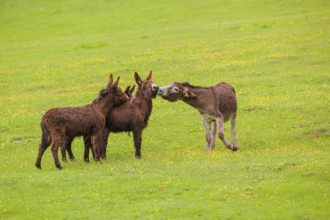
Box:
[181,82,211,90]
[90,88,107,105]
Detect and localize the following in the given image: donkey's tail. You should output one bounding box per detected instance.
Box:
[40,125,52,148]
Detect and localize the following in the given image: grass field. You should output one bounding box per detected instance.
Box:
[0,0,329,219]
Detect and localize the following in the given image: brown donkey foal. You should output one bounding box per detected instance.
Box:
[157,81,239,152]
[63,85,136,162]
[35,75,129,169]
[104,71,159,159]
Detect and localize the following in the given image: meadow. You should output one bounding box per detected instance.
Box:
[0,0,329,219]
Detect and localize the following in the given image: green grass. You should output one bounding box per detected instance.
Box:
[0,0,329,219]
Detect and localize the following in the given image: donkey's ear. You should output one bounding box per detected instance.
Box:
[124,86,131,94]
[130,85,136,93]
[183,87,196,98]
[146,70,152,80]
[184,91,197,98]
[134,72,142,86]
[112,76,120,89]
[107,74,113,87]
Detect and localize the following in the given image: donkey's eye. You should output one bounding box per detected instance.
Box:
[173,87,179,92]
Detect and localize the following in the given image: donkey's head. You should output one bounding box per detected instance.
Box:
[157,82,196,102]
[100,74,129,107]
[134,71,159,99]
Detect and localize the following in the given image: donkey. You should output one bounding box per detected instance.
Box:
[63,85,136,162]
[35,75,129,169]
[104,71,158,158]
[157,81,239,152]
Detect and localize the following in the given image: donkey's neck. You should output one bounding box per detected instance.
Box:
[134,95,153,118]
[182,97,200,109]
[182,87,213,113]
[91,100,113,117]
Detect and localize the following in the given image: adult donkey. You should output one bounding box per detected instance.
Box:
[157,81,239,152]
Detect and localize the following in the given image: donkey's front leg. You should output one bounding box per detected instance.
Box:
[215,116,234,151]
[83,135,92,162]
[101,128,110,160]
[92,132,104,161]
[133,129,142,159]
[62,138,74,162]
[202,115,213,152]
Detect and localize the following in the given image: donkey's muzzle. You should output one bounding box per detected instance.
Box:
[152,84,159,98]
[157,88,165,96]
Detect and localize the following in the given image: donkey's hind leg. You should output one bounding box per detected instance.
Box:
[216,115,234,151]
[230,115,239,151]
[211,121,217,149]
[35,127,52,169]
[51,137,64,170]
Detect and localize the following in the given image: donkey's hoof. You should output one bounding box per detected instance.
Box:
[35,164,42,169]
[206,148,213,153]
[232,146,239,151]
[226,144,233,150]
[135,155,142,159]
[57,166,63,170]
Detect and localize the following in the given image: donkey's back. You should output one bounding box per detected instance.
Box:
[42,106,104,137]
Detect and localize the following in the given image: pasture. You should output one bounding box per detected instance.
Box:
[0,0,329,219]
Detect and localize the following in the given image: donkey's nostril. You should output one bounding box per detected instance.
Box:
[158,89,163,94]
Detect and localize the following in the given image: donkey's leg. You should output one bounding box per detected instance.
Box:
[83,135,92,162]
[215,116,234,150]
[36,146,48,169]
[211,121,217,149]
[91,132,103,161]
[61,145,67,162]
[51,137,63,170]
[61,138,74,162]
[230,115,239,151]
[66,138,75,161]
[202,116,213,152]
[101,128,110,160]
[133,129,142,159]
[35,127,52,169]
